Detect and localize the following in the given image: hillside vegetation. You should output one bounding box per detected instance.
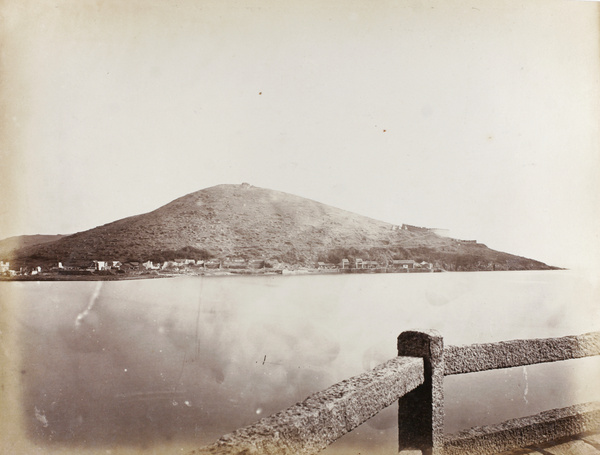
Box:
[6,183,555,271]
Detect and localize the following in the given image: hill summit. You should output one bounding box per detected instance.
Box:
[7,184,554,271]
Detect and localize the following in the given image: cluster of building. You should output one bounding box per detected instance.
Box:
[1,256,434,278]
[0,260,23,277]
[0,257,272,277]
[54,258,234,274]
[318,258,432,270]
[1,260,129,277]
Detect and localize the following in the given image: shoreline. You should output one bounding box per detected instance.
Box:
[0,266,562,282]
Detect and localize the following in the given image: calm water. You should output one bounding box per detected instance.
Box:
[2,270,599,453]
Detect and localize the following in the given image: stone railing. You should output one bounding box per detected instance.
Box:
[189,330,600,455]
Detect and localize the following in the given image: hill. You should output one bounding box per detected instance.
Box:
[6,183,555,271]
[0,234,66,258]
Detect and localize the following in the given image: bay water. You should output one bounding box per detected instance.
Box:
[2,270,599,453]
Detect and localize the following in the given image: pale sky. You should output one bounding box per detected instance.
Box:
[1,0,599,270]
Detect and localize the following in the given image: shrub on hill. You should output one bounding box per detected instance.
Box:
[149,246,214,263]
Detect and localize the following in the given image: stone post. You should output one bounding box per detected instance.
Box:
[397,330,445,455]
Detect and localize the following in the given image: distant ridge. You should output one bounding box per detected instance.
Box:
[5,184,556,271]
[0,234,65,258]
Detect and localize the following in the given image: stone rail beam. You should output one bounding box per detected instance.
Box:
[444,331,600,375]
[443,401,600,455]
[191,356,424,455]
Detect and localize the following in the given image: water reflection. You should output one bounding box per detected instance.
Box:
[18,276,349,447]
[13,271,600,451]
